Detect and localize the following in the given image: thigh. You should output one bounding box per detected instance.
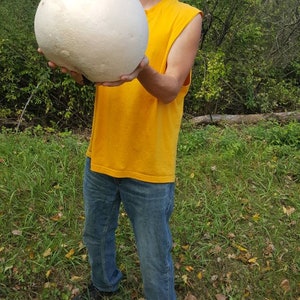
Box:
[83,158,121,236]
[119,179,175,253]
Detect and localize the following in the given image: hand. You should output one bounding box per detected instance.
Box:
[37,48,86,85]
[98,56,149,87]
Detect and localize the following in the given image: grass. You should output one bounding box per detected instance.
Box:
[0,121,299,300]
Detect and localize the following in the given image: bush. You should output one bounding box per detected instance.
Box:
[0,0,299,130]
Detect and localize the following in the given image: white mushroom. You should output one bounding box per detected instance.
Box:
[34,0,148,82]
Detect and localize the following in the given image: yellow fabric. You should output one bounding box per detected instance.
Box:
[87,0,202,183]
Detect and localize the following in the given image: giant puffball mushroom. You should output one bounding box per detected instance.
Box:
[34,0,149,82]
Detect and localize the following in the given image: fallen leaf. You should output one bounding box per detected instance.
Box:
[65,248,75,259]
[283,206,295,216]
[227,233,236,239]
[44,282,57,288]
[43,248,52,258]
[232,243,248,252]
[182,274,188,284]
[50,212,63,221]
[182,245,190,251]
[71,287,80,297]
[248,257,258,264]
[184,292,197,300]
[243,289,251,298]
[45,269,51,278]
[12,230,22,236]
[175,262,181,270]
[81,254,87,261]
[252,213,260,222]
[280,279,290,292]
[197,272,203,280]
[264,242,275,257]
[215,294,227,300]
[261,260,272,273]
[70,275,83,282]
[211,245,222,254]
[185,265,194,272]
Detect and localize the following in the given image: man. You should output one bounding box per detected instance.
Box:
[43,0,202,299]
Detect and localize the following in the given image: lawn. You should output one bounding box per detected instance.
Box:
[0,121,299,300]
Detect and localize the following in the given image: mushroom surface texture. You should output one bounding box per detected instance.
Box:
[34,0,149,82]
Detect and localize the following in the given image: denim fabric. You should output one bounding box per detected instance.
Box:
[83,158,176,300]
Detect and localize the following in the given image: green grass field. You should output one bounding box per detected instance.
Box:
[0,121,299,300]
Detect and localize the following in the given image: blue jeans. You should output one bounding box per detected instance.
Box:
[83,158,176,300]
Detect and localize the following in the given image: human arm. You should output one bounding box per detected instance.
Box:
[137,14,202,104]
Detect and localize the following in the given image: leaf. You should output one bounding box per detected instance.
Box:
[12,230,22,236]
[50,212,63,221]
[282,206,295,216]
[232,243,248,252]
[182,245,190,251]
[197,272,203,280]
[70,275,83,282]
[248,257,258,264]
[182,274,188,284]
[211,275,218,282]
[43,248,52,258]
[65,248,75,259]
[215,294,227,300]
[45,269,51,278]
[261,260,272,273]
[185,266,194,272]
[29,251,35,259]
[211,165,217,171]
[252,213,260,222]
[81,254,88,261]
[280,279,290,292]
[184,292,197,300]
[227,232,236,239]
[44,282,57,288]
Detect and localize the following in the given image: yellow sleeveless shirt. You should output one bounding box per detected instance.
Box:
[87,0,202,183]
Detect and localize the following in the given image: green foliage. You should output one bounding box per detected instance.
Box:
[185,0,300,115]
[196,51,227,103]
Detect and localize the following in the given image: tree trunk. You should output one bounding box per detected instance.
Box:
[191,111,300,125]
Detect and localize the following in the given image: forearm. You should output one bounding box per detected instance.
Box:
[137,65,182,104]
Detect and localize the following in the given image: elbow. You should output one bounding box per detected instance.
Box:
[158,87,180,104]
[158,94,177,104]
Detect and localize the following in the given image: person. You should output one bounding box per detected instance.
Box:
[41,0,202,299]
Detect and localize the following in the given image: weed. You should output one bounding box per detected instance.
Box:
[0,122,299,299]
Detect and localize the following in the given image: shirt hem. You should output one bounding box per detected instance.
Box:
[89,160,175,184]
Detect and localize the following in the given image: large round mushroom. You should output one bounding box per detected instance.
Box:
[34,0,148,82]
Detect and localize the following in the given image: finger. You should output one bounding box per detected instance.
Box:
[60,67,69,73]
[48,61,57,68]
[100,80,124,87]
